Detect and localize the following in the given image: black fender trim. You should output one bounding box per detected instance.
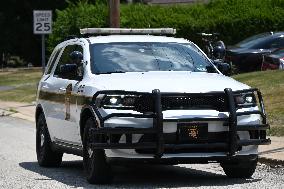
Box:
[35,104,44,123]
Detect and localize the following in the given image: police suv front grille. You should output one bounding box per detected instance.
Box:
[134,94,228,112]
[134,95,153,112]
[161,95,228,111]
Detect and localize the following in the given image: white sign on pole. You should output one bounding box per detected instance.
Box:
[33,10,52,34]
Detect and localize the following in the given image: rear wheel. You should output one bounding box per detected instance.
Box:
[83,117,112,184]
[221,158,258,178]
[36,113,63,167]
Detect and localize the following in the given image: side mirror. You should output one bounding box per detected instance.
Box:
[212,59,231,76]
[217,62,231,76]
[59,64,78,79]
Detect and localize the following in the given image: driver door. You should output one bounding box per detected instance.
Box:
[47,44,84,143]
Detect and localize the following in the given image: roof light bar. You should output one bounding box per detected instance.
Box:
[80,28,176,35]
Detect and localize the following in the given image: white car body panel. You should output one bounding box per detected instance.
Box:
[85,71,249,93]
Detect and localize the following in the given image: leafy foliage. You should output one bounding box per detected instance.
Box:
[49,0,284,51]
[48,1,108,51]
[0,0,71,66]
[7,56,26,68]
[0,0,100,66]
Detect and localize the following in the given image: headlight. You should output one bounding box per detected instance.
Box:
[234,93,256,105]
[101,95,137,108]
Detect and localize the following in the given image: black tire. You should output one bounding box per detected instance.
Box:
[221,158,258,178]
[36,113,63,167]
[83,117,112,184]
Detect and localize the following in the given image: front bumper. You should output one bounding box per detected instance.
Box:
[89,88,270,158]
[108,154,258,165]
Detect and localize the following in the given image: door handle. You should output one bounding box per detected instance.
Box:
[58,87,66,93]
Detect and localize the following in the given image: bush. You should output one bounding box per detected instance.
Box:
[48,0,284,51]
[48,1,108,51]
[7,56,26,68]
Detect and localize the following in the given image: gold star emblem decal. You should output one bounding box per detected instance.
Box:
[188,127,199,139]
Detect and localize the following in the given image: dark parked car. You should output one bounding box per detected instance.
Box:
[226,32,284,73]
[262,48,284,70]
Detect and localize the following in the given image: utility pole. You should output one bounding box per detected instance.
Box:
[109,0,120,28]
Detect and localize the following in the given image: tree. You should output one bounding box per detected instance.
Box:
[0,0,78,66]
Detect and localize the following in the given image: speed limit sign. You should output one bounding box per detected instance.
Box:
[33,10,52,73]
[33,10,52,34]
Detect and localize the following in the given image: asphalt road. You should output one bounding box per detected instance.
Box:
[0,116,283,189]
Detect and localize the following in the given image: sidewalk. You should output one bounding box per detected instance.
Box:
[258,136,284,166]
[0,101,35,122]
[0,100,283,166]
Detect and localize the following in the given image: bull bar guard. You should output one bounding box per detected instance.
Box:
[89,88,271,158]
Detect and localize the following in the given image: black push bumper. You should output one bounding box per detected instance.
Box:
[108,154,259,165]
[89,88,271,158]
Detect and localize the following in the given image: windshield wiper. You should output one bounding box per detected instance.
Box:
[97,71,125,74]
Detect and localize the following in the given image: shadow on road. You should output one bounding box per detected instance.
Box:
[19,160,261,188]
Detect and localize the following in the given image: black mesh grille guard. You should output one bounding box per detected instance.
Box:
[133,93,228,112]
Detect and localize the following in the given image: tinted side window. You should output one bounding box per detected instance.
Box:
[46,48,61,74]
[268,37,284,49]
[54,45,83,78]
[253,38,274,49]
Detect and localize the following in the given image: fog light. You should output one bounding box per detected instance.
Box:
[245,96,253,103]
[109,97,118,104]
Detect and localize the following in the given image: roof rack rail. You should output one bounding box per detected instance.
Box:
[80,28,176,36]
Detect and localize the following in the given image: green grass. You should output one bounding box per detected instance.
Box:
[0,69,42,102]
[8,108,18,113]
[0,69,283,136]
[233,70,284,136]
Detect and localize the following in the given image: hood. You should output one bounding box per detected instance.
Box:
[90,71,249,93]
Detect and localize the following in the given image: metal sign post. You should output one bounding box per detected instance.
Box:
[33,10,52,73]
[41,35,45,73]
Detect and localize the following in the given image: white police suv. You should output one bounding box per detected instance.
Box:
[36,28,270,184]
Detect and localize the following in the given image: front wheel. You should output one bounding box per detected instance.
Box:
[36,113,63,167]
[83,117,112,184]
[221,158,258,178]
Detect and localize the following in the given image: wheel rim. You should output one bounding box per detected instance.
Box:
[40,133,45,147]
[37,120,46,159]
[84,128,93,174]
[87,147,93,158]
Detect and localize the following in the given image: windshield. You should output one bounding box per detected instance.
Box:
[90,42,216,74]
[235,33,272,49]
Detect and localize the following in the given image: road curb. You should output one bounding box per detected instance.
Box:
[0,110,13,117]
[9,113,35,123]
[0,109,34,123]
